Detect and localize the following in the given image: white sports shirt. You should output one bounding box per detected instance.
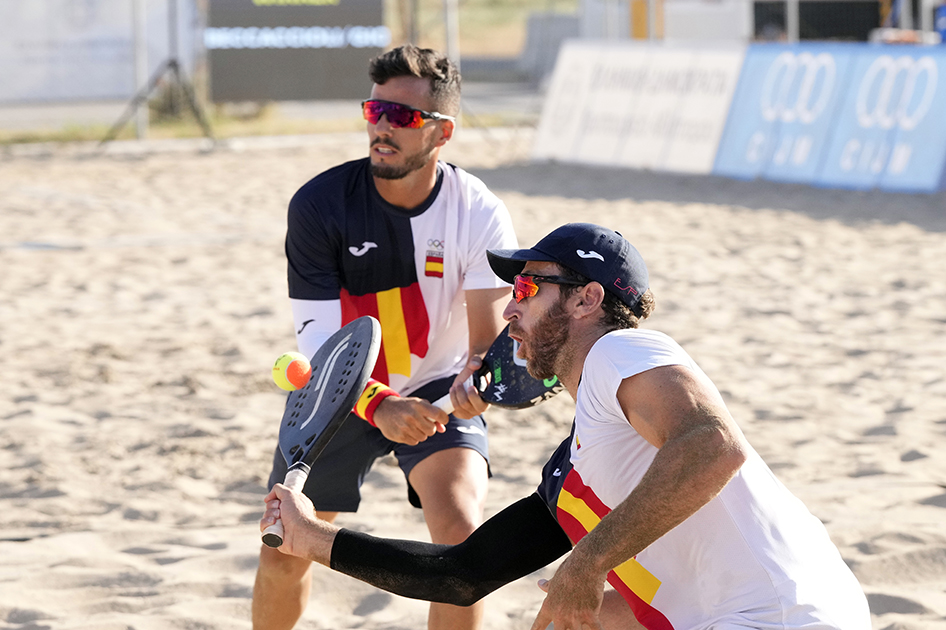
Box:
[555,328,871,629]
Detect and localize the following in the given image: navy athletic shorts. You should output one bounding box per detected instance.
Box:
[266,374,490,512]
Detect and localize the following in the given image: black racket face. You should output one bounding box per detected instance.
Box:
[279,316,380,467]
[477,325,565,409]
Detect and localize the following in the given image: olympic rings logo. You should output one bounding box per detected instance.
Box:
[759,51,836,124]
[855,55,938,131]
[427,239,444,249]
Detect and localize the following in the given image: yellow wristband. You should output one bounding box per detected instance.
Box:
[354,379,399,426]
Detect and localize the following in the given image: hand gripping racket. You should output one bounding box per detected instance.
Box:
[434,324,565,413]
[261,316,381,548]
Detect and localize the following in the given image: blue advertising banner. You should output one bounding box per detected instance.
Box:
[713,43,857,183]
[817,48,946,192]
[539,41,946,192]
[714,42,946,192]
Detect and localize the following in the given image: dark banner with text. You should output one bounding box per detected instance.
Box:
[206,0,389,101]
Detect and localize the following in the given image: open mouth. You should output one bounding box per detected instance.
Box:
[371,137,399,156]
[508,328,526,357]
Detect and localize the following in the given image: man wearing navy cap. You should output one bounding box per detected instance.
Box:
[261,223,871,630]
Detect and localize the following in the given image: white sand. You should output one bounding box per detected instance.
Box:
[1,128,945,629]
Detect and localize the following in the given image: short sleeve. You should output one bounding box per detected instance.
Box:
[286,187,343,300]
[461,181,517,291]
[579,330,696,423]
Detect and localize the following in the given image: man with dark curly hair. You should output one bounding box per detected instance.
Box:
[252,45,517,630]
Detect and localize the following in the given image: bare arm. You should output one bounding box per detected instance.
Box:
[531,365,751,630]
[448,287,511,418]
[262,483,338,563]
[371,396,449,445]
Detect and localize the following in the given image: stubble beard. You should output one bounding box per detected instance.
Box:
[370,135,439,180]
[521,298,572,382]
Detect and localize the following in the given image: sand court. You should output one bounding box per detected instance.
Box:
[1,129,945,628]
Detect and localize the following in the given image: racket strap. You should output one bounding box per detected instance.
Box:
[353,378,400,427]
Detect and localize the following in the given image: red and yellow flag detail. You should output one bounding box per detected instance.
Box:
[354,380,396,422]
[556,470,674,630]
[425,254,444,278]
[340,283,430,383]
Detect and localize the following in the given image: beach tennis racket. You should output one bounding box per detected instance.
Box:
[261,316,381,548]
[433,324,564,413]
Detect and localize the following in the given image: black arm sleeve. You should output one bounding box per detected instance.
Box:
[329,493,573,607]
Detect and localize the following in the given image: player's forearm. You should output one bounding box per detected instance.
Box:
[572,417,748,576]
[297,514,340,566]
[263,484,342,563]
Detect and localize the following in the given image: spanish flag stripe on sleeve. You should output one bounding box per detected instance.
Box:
[555,469,668,625]
[555,504,591,548]
[558,488,603,534]
[563,471,611,517]
[376,287,412,378]
[613,557,662,605]
[398,282,430,358]
[339,283,430,382]
[607,578,674,630]
[339,288,360,325]
[340,289,388,384]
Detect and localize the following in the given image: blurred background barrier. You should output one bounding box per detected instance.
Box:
[713,43,857,183]
[532,40,746,174]
[3,0,946,194]
[204,0,388,101]
[0,0,199,104]
[712,43,946,192]
[532,40,946,192]
[816,46,946,191]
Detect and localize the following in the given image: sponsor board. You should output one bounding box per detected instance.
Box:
[533,41,745,174]
[817,48,946,192]
[714,43,946,192]
[661,49,749,173]
[713,43,857,183]
[532,41,602,164]
[206,0,389,101]
[538,41,946,192]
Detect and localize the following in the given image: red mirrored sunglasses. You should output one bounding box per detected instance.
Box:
[362,99,456,129]
[513,275,587,303]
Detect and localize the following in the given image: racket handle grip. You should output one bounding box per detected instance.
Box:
[431,373,475,415]
[432,392,454,414]
[261,467,309,548]
[261,520,285,548]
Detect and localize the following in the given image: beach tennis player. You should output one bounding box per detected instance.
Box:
[262,223,871,629]
[252,45,518,630]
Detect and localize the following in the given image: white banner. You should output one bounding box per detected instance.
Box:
[533,41,746,174]
[0,0,196,104]
[533,41,602,164]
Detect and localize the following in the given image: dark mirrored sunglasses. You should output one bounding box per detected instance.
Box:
[362,99,456,129]
[513,275,587,303]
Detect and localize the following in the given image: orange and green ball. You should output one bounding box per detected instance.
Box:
[272,352,312,391]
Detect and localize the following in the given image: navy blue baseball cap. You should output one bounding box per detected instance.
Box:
[487,223,649,308]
